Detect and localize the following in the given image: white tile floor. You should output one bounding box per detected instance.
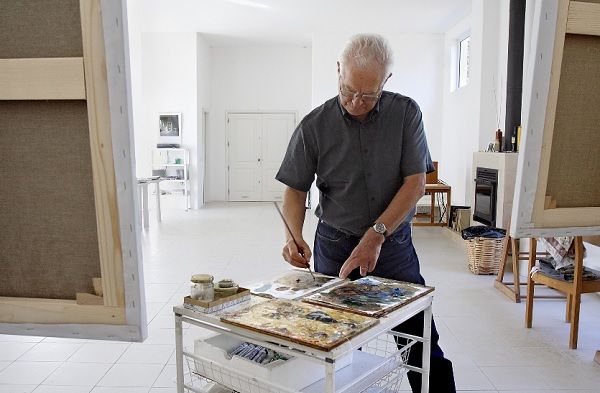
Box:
[1,202,599,392]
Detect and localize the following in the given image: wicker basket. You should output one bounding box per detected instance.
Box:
[465,236,505,275]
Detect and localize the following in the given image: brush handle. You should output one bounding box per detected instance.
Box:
[273,202,311,269]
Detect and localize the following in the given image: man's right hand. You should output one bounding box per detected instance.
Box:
[282,238,313,268]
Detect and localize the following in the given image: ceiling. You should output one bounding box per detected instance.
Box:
[130,0,472,46]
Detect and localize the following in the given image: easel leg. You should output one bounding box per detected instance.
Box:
[525,238,536,328]
[496,235,511,283]
[512,237,521,302]
[569,236,584,349]
[566,294,572,323]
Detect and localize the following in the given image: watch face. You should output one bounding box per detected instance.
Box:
[374,223,386,234]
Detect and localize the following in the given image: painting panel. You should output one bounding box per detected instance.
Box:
[248,269,345,300]
[303,277,434,318]
[221,299,378,351]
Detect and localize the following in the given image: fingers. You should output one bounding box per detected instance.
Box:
[282,240,311,268]
[366,258,377,273]
[339,256,361,279]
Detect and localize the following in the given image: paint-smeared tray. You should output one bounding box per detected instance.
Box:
[302,276,434,318]
[248,269,345,300]
[220,299,378,351]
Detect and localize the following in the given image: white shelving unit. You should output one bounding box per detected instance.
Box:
[173,293,434,393]
[152,148,190,211]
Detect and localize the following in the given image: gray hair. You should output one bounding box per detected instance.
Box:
[340,34,393,79]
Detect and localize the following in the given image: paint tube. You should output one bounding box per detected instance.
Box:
[230,342,249,356]
[251,347,267,363]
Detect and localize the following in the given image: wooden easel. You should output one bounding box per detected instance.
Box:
[494,235,561,302]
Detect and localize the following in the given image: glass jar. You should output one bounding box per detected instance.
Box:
[190,274,214,301]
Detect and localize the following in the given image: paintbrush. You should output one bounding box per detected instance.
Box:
[273,202,318,284]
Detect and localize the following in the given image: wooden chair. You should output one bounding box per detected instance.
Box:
[525,236,600,349]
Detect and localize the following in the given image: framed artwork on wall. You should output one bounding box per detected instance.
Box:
[158,112,182,146]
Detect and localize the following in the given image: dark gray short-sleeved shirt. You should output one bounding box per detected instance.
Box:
[276,91,434,236]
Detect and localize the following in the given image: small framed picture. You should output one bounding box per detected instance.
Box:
[158,113,182,146]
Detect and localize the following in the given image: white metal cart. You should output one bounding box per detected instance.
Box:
[174,292,433,393]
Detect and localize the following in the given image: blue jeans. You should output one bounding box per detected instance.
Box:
[314,220,456,393]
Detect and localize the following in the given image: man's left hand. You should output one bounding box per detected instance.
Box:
[339,229,385,279]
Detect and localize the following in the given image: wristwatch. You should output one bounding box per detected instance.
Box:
[372,222,387,237]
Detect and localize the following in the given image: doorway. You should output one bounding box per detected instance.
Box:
[226,112,295,201]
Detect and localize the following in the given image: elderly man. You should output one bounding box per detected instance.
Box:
[276,34,455,392]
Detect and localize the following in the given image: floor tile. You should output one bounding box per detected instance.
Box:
[97,363,164,387]
[118,344,174,365]
[91,388,149,393]
[0,361,61,385]
[0,342,36,361]
[68,342,130,364]
[19,342,83,362]
[32,386,93,393]
[0,386,37,393]
[43,362,112,386]
[152,364,176,388]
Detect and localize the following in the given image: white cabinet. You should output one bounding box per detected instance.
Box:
[153,148,191,211]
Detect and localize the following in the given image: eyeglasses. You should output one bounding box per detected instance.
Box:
[338,74,390,103]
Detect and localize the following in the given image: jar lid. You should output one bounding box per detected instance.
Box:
[191,274,213,283]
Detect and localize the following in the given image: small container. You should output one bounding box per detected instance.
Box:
[495,129,503,152]
[217,279,235,288]
[191,274,214,301]
[215,279,239,297]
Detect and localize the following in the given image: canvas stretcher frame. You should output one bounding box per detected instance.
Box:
[510,0,600,238]
[0,0,146,341]
[511,0,600,238]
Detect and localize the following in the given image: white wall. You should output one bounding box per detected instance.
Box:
[137,32,200,208]
[440,0,510,205]
[311,33,445,161]
[441,15,478,206]
[207,46,312,202]
[196,34,211,206]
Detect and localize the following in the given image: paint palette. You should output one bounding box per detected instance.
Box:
[248,269,345,300]
[221,299,378,351]
[303,276,434,318]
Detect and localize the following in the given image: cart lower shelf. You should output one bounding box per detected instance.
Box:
[183,331,413,393]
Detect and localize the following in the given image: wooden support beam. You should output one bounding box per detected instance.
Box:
[567,1,600,36]
[76,293,104,306]
[80,0,125,308]
[0,297,124,325]
[0,58,86,100]
[92,277,103,297]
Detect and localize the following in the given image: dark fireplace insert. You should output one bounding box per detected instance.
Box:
[473,167,498,226]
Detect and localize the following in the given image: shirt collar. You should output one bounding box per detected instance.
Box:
[337,94,382,124]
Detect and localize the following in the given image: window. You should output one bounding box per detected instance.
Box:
[458,36,471,88]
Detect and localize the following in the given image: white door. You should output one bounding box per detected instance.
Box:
[227,114,262,201]
[227,112,295,201]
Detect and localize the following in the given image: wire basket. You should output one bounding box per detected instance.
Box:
[465,237,505,275]
[182,331,412,393]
